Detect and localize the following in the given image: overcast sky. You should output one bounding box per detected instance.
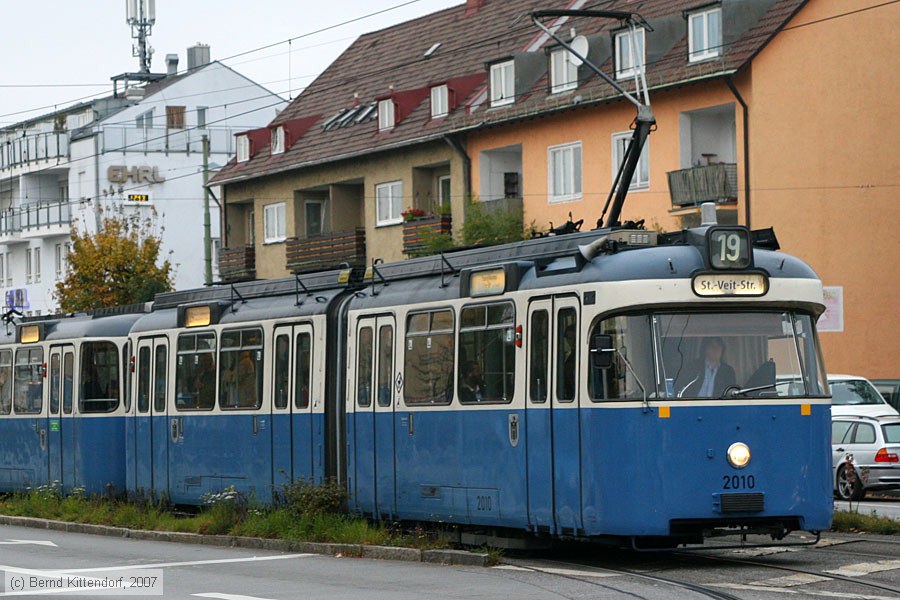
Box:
[0,0,462,127]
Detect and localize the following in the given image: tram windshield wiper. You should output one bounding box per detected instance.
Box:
[722,383,777,399]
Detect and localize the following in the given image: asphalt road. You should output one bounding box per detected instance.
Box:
[835,496,900,520]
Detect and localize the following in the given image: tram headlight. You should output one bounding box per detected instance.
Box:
[727,442,751,469]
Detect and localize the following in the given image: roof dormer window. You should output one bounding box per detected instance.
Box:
[688,6,722,62]
[550,49,578,94]
[271,126,285,155]
[615,28,645,79]
[236,134,250,163]
[431,84,449,119]
[489,60,515,107]
[378,98,395,131]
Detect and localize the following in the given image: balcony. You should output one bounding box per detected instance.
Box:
[20,201,71,238]
[286,229,366,274]
[0,211,21,243]
[218,245,256,283]
[101,126,238,155]
[667,163,738,208]
[0,132,68,171]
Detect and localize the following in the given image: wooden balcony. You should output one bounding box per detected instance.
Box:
[667,163,738,208]
[218,245,256,282]
[286,229,366,274]
[403,215,452,256]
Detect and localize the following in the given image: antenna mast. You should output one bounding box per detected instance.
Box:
[127,0,157,73]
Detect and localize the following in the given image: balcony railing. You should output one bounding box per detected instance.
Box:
[286,229,366,274]
[218,245,256,283]
[667,163,738,208]
[0,132,68,171]
[101,126,238,155]
[0,201,70,238]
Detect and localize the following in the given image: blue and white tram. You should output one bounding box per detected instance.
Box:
[124,283,340,504]
[341,224,832,544]
[0,312,140,495]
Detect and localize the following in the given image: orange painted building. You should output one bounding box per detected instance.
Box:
[466,0,900,377]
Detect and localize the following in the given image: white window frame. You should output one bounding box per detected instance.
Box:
[615,28,645,80]
[550,49,578,94]
[612,131,650,191]
[271,126,285,155]
[263,202,287,244]
[236,135,251,163]
[547,141,583,204]
[33,247,40,283]
[197,106,208,129]
[490,61,515,107]
[375,181,403,226]
[688,7,722,63]
[0,253,4,287]
[55,244,64,280]
[5,253,11,287]
[378,99,395,131]
[25,249,32,284]
[431,85,449,118]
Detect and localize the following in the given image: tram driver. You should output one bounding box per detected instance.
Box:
[677,337,736,398]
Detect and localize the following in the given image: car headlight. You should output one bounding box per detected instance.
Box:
[727,442,751,469]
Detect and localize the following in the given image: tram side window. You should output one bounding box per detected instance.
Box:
[123,343,131,412]
[62,352,73,414]
[0,349,12,415]
[137,346,151,413]
[295,332,312,409]
[219,328,263,410]
[529,310,549,403]
[377,325,393,407]
[557,308,578,402]
[588,315,654,401]
[356,327,373,407]
[273,334,290,410]
[154,345,167,412]
[14,347,43,414]
[49,354,60,414]
[176,332,216,410]
[458,303,515,404]
[404,309,455,405]
[80,342,120,413]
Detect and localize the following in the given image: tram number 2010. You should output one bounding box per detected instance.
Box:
[476,495,493,511]
[722,474,756,490]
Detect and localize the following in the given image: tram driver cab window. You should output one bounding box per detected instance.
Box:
[588,315,654,402]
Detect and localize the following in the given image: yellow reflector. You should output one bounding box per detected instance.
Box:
[184,305,211,328]
[363,267,373,281]
[338,269,352,284]
[659,406,670,419]
[470,268,505,297]
[20,325,40,343]
[801,404,811,416]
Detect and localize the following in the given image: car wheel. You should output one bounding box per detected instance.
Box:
[836,465,865,501]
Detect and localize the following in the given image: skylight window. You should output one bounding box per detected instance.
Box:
[424,42,442,58]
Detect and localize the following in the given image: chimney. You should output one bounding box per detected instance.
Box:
[465,0,486,16]
[187,43,211,71]
[165,54,179,76]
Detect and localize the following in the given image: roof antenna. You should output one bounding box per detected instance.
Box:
[531,9,655,228]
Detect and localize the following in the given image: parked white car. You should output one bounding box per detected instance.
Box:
[829,375,900,418]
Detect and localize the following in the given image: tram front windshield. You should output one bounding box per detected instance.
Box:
[590,311,828,400]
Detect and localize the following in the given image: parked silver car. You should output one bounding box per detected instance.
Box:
[832,415,900,500]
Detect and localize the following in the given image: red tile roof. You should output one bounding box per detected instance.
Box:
[211,0,806,186]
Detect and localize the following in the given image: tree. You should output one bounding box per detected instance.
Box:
[55,208,173,312]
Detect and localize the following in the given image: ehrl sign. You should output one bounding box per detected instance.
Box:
[107,165,166,184]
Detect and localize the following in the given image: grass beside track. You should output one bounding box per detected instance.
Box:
[832,510,900,535]
[0,482,449,549]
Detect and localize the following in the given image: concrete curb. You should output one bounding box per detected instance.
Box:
[0,514,491,567]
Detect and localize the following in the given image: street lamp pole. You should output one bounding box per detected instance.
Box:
[202,134,212,285]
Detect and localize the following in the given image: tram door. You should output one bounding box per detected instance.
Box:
[46,345,74,489]
[134,338,169,496]
[352,316,397,518]
[525,296,583,534]
[271,324,316,486]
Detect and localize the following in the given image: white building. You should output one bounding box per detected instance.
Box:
[0,47,285,315]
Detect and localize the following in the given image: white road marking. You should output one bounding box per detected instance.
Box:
[493,563,621,578]
[711,582,897,599]
[825,560,900,577]
[194,595,278,600]
[492,565,532,572]
[0,539,57,547]
[753,573,830,587]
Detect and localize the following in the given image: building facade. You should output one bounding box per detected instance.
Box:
[0,49,285,315]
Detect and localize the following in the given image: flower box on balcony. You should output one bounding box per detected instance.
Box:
[403,215,452,256]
